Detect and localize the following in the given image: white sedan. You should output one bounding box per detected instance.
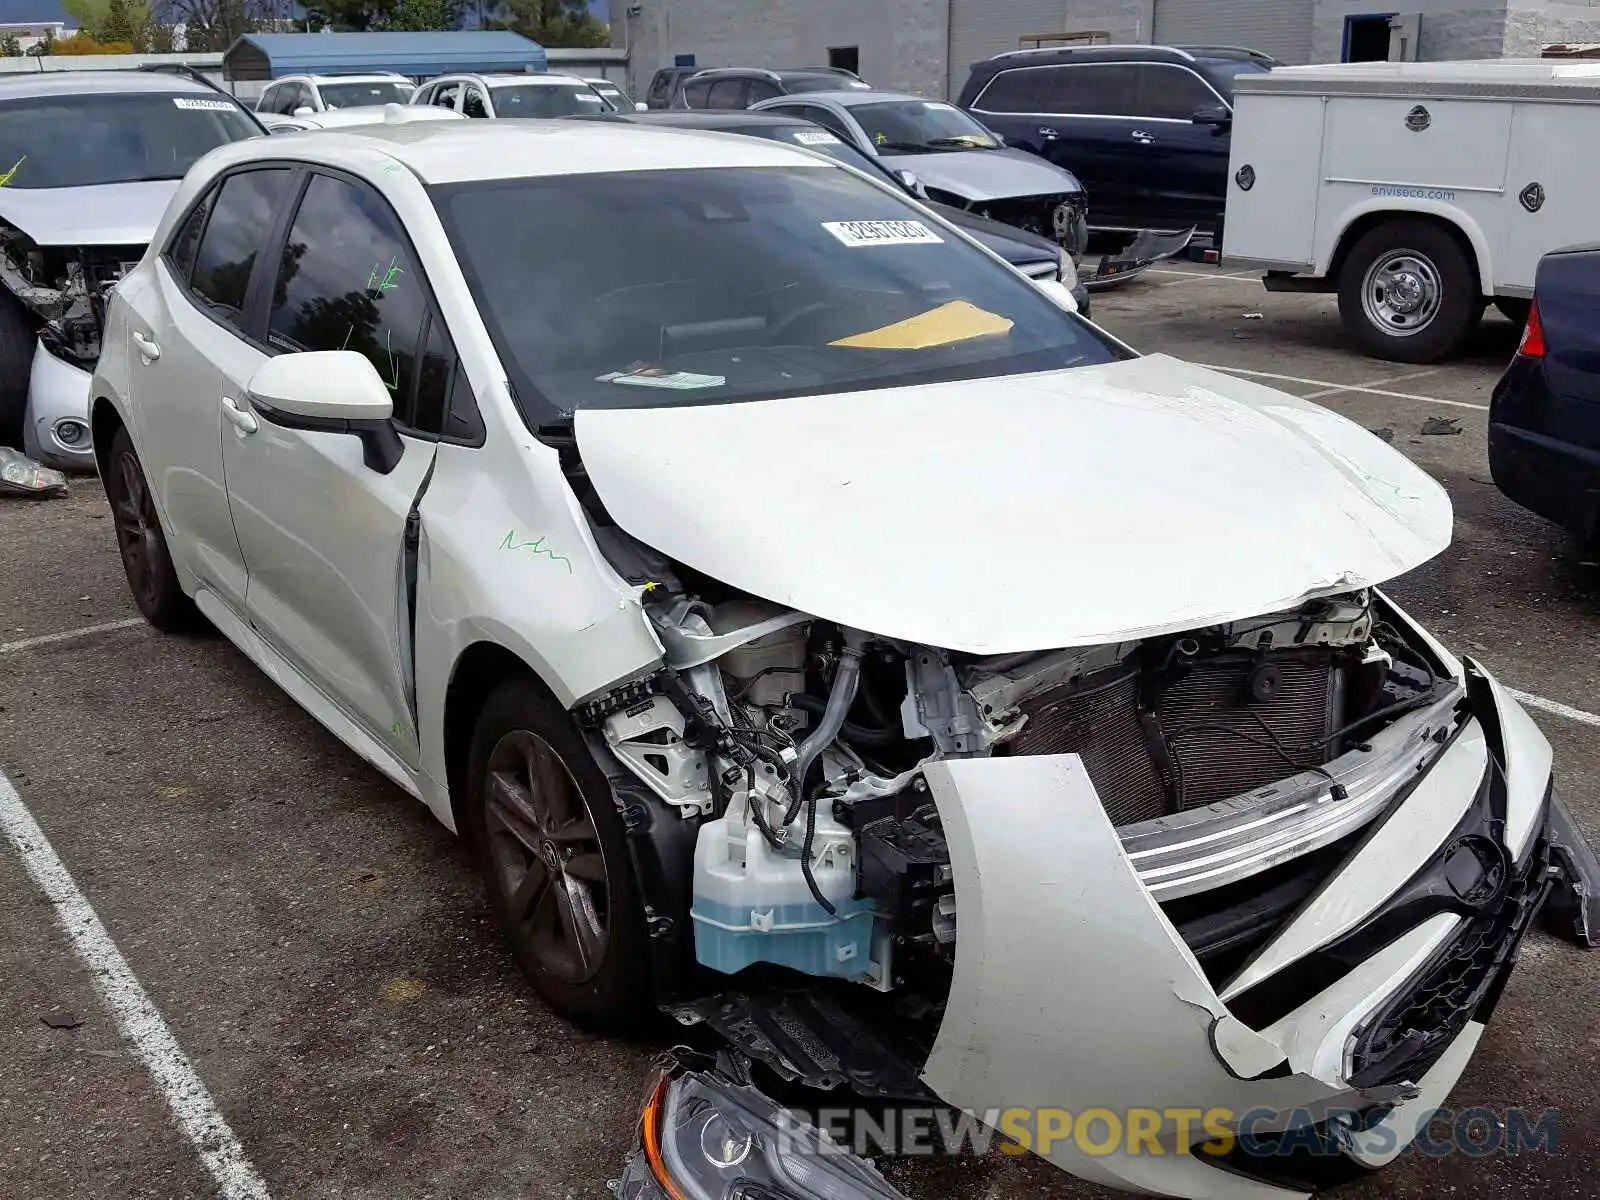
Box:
[90,122,1581,1200]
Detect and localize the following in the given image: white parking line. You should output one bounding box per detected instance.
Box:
[1509,689,1600,731]
[1301,367,1441,400]
[0,768,270,1200]
[1146,268,1261,284]
[1198,363,1490,411]
[0,617,145,655]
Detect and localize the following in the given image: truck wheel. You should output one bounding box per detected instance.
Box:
[0,287,34,446]
[1494,297,1531,328]
[1338,221,1479,363]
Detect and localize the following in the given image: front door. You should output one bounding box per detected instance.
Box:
[120,166,298,616]
[1123,63,1234,233]
[221,170,448,762]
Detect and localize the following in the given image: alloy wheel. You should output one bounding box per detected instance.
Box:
[483,729,611,984]
[111,449,162,610]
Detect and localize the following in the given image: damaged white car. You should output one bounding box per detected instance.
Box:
[0,70,262,469]
[91,122,1596,1200]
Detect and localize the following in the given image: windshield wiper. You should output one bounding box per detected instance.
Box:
[925,136,995,150]
[872,140,932,154]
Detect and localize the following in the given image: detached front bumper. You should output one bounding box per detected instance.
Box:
[917,657,1560,1198]
[22,339,94,473]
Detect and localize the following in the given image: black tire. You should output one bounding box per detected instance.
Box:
[1337,220,1480,363]
[0,287,34,447]
[466,678,651,1030]
[104,428,200,632]
[1494,296,1532,328]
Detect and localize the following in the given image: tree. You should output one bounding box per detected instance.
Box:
[489,0,607,48]
[45,31,136,52]
[62,0,161,50]
[0,35,21,55]
[305,0,458,32]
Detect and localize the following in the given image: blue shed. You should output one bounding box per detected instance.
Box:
[223,31,547,82]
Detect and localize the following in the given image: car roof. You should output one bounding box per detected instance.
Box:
[453,72,594,88]
[972,43,1272,72]
[288,72,410,83]
[766,89,922,107]
[0,70,227,100]
[221,120,830,185]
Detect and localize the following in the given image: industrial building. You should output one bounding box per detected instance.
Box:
[618,0,1600,99]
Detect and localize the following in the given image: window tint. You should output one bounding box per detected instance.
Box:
[972,67,1048,113]
[707,79,747,110]
[266,173,438,431]
[414,313,454,436]
[1130,64,1217,119]
[256,85,280,113]
[190,168,294,323]
[166,188,214,283]
[681,79,711,108]
[746,79,781,103]
[462,85,489,118]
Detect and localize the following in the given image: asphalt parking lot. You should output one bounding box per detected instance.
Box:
[3,260,1597,1200]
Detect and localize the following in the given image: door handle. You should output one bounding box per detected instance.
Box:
[221,395,258,435]
[1131,129,1156,144]
[132,330,160,362]
[1037,126,1059,139]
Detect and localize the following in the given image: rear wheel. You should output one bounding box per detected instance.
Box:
[104,428,199,631]
[0,288,34,448]
[1338,220,1480,363]
[466,678,651,1029]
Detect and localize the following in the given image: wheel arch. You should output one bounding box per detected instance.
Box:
[441,639,566,841]
[90,393,125,480]
[1325,202,1491,296]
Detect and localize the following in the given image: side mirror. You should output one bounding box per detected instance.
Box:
[635,101,648,111]
[292,105,315,118]
[1191,104,1232,131]
[895,168,928,199]
[246,351,404,473]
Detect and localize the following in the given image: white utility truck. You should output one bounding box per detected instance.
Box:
[1222,60,1600,362]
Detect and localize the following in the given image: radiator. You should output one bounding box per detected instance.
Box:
[1009,656,1341,825]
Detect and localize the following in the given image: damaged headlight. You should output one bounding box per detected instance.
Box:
[616,1053,909,1200]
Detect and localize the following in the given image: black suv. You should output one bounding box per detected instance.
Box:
[956,45,1273,243]
[675,66,869,110]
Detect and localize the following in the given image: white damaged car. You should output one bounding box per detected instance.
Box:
[0,70,262,469]
[90,122,1594,1199]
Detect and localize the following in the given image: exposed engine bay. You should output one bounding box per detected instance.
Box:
[0,222,140,367]
[578,534,1456,1011]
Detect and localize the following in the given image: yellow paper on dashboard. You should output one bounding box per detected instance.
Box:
[830,300,1013,351]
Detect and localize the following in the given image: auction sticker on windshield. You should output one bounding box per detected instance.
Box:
[823,220,943,247]
[173,97,238,111]
[793,130,840,145]
[596,365,726,390]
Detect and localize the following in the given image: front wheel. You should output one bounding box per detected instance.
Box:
[465,678,652,1030]
[1338,220,1480,363]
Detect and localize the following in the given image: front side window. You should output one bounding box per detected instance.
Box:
[746,79,782,103]
[189,168,295,324]
[434,83,460,110]
[434,165,1122,425]
[489,83,609,117]
[266,173,443,432]
[1202,60,1269,98]
[681,79,712,108]
[462,86,489,118]
[707,79,748,110]
[0,92,259,190]
[316,80,415,109]
[848,100,1000,154]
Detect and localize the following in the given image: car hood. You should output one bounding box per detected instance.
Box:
[0,180,179,246]
[575,354,1453,653]
[882,146,1082,203]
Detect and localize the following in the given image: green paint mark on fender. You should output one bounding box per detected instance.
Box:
[500,530,574,574]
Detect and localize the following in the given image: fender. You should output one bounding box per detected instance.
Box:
[1318,197,1495,294]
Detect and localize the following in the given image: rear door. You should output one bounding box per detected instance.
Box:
[220,168,448,762]
[119,166,298,616]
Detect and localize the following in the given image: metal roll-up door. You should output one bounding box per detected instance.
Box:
[1152,0,1315,66]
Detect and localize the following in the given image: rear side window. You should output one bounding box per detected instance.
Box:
[166,189,215,283]
[976,63,1141,116]
[266,172,445,434]
[972,67,1049,113]
[1130,65,1219,119]
[190,168,295,325]
[746,79,781,103]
